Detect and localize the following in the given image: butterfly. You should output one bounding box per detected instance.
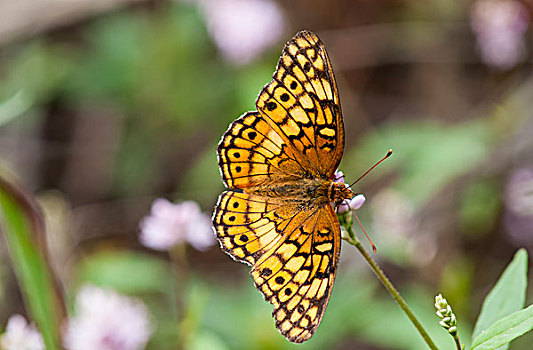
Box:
[212,30,355,343]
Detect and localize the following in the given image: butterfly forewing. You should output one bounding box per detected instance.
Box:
[213,30,345,343]
[217,111,309,189]
[256,30,344,178]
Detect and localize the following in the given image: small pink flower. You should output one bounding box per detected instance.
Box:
[505,167,533,216]
[349,194,366,210]
[338,194,366,214]
[471,0,529,69]
[193,0,286,65]
[63,285,153,350]
[334,170,346,184]
[139,198,215,251]
[0,314,44,350]
[503,167,533,245]
[371,189,418,239]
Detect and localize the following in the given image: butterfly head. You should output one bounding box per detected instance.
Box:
[328,181,355,203]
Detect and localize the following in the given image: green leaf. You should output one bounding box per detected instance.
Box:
[471,304,533,350]
[0,177,66,350]
[472,249,528,350]
[0,90,32,127]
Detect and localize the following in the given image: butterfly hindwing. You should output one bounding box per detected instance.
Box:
[251,203,341,343]
[213,190,310,266]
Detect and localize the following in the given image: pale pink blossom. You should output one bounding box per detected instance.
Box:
[140,198,215,251]
[505,167,533,216]
[63,285,153,350]
[334,170,346,184]
[193,0,286,65]
[345,194,366,211]
[471,0,529,69]
[0,314,44,350]
[371,189,417,240]
[503,167,533,245]
[337,193,366,214]
[370,189,438,265]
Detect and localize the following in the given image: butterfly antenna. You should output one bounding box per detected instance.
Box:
[346,200,377,253]
[348,149,393,188]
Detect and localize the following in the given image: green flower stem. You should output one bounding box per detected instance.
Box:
[169,244,191,350]
[342,223,438,350]
[454,337,462,350]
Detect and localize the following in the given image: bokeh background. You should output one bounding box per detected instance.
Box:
[1,0,533,349]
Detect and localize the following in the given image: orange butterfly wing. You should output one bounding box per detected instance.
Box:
[213,30,344,343]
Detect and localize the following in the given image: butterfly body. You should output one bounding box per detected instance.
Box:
[246,178,353,204]
[213,30,350,343]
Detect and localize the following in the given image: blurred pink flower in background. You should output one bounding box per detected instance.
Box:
[371,189,418,240]
[370,189,437,265]
[0,314,44,350]
[139,198,215,251]
[333,170,366,213]
[471,0,529,69]
[504,167,533,245]
[63,285,153,350]
[193,0,286,65]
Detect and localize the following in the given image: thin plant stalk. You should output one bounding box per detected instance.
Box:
[169,244,192,350]
[341,216,439,350]
[454,337,462,350]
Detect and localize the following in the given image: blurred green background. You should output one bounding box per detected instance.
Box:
[0,0,532,349]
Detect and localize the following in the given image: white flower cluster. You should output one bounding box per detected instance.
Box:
[0,314,44,350]
[1,286,153,350]
[192,0,286,65]
[63,286,153,350]
[139,198,215,251]
[471,0,529,69]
